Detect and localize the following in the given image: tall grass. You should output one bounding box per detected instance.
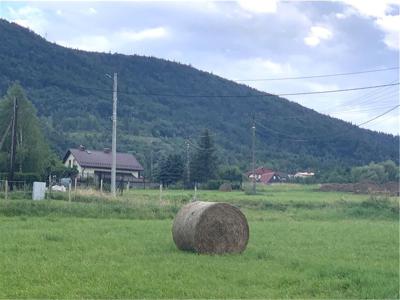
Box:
[0,187,397,221]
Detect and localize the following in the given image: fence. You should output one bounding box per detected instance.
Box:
[0,178,177,202]
[0,179,32,200]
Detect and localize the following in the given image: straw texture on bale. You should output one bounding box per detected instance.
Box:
[172,201,249,254]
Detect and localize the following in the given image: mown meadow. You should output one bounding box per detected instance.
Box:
[0,184,398,298]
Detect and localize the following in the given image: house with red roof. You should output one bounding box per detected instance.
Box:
[246,167,286,184]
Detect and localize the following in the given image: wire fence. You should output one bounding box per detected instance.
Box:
[0,178,167,201]
[0,178,199,220]
[0,179,31,200]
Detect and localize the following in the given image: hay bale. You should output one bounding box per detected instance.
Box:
[219,183,232,192]
[172,201,249,254]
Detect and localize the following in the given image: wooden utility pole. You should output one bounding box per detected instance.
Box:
[19,128,23,172]
[4,180,8,200]
[186,140,190,188]
[252,116,256,194]
[111,72,118,197]
[150,147,153,181]
[8,96,18,191]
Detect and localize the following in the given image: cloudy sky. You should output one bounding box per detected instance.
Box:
[1,0,399,134]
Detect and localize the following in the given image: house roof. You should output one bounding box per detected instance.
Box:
[260,172,275,184]
[246,167,274,176]
[63,148,144,171]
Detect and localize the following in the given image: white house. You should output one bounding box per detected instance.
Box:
[63,146,144,184]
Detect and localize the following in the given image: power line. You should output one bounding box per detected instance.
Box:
[276,83,399,97]
[335,104,398,114]
[234,66,399,81]
[320,82,398,113]
[357,105,400,126]
[326,91,398,114]
[261,100,397,120]
[71,82,399,98]
[255,104,400,142]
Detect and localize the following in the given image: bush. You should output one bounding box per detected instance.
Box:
[352,163,388,183]
[204,179,225,190]
[219,182,232,192]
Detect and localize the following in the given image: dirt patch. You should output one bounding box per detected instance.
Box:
[320,182,399,196]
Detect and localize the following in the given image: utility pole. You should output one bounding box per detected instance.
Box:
[19,128,22,172]
[150,147,153,181]
[252,116,256,194]
[186,140,190,188]
[9,96,18,191]
[111,72,118,197]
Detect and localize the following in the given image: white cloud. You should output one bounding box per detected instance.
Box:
[57,35,111,52]
[335,12,347,19]
[340,0,400,50]
[87,7,97,15]
[341,0,393,18]
[8,6,47,35]
[237,0,278,14]
[225,57,294,78]
[304,26,332,47]
[118,27,168,41]
[376,14,400,50]
[80,7,97,15]
[56,26,168,52]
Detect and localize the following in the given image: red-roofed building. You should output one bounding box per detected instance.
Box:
[246,167,286,184]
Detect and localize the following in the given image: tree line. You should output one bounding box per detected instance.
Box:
[152,129,243,188]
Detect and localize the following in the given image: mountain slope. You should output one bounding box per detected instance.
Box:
[0,19,398,174]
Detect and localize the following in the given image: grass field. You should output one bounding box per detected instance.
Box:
[0,184,398,298]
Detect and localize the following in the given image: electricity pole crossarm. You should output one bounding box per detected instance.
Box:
[111,72,117,197]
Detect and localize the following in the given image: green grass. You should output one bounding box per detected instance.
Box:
[0,184,398,298]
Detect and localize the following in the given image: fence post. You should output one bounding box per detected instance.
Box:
[159,183,163,202]
[5,180,8,201]
[68,182,72,203]
[100,179,103,194]
[48,175,52,199]
[23,181,27,198]
[74,177,77,200]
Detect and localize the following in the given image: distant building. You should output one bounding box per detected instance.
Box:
[294,172,315,178]
[246,167,286,184]
[63,146,144,184]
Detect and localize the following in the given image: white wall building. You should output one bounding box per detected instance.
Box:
[63,146,144,184]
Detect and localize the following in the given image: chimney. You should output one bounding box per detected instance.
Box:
[104,148,111,153]
[79,145,85,151]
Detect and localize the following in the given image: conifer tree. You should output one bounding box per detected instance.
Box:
[190,129,217,183]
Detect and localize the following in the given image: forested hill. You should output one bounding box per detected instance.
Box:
[0,19,398,173]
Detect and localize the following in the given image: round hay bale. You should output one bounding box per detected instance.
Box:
[172,201,249,254]
[219,183,232,192]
